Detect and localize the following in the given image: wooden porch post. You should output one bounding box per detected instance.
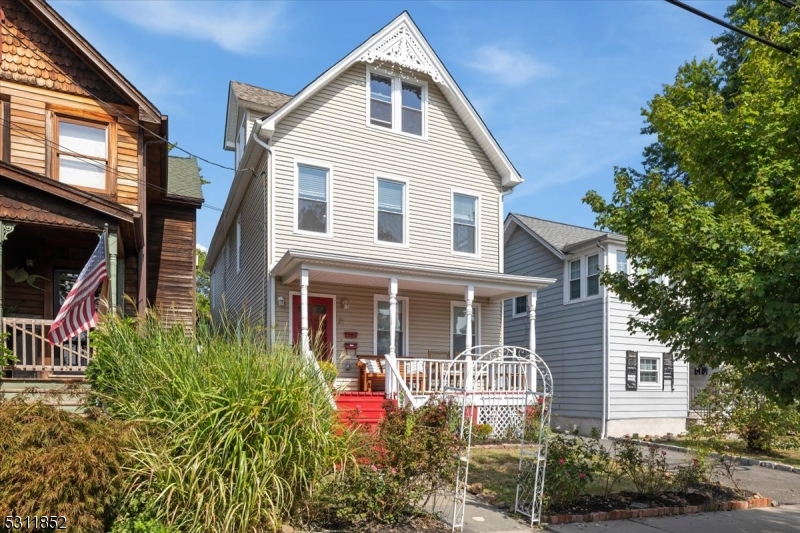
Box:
[0,221,15,322]
[108,229,118,315]
[386,277,398,398]
[528,290,538,392]
[464,285,474,352]
[300,268,310,357]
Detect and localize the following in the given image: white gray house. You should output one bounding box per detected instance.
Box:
[504,214,691,437]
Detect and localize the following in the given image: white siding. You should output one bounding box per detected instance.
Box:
[271,63,502,271]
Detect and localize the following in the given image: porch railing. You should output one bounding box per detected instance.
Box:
[2,317,92,374]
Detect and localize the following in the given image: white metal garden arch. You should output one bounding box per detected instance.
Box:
[437,345,553,530]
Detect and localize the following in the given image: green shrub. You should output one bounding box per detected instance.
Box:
[473,423,493,443]
[541,430,594,509]
[0,398,131,533]
[315,399,463,527]
[615,438,670,497]
[88,314,355,533]
[693,368,800,452]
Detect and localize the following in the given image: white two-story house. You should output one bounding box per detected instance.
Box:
[504,214,691,437]
[205,13,554,397]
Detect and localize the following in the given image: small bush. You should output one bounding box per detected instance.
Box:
[615,438,670,497]
[473,423,493,443]
[0,399,131,533]
[541,430,594,508]
[315,399,463,528]
[88,314,355,533]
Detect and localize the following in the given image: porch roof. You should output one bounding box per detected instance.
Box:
[273,250,555,301]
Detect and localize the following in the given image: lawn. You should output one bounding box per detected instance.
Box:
[665,438,800,467]
[468,446,637,505]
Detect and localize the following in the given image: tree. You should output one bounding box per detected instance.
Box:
[196,247,211,324]
[584,2,800,403]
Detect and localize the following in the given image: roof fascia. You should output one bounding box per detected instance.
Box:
[563,234,627,254]
[26,0,161,123]
[223,84,238,151]
[504,215,565,260]
[258,12,522,187]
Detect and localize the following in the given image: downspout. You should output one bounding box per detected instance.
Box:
[598,240,609,438]
[251,120,275,345]
[140,138,163,316]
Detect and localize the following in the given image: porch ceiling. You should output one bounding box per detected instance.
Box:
[274,250,555,301]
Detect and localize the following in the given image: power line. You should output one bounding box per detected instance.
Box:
[772,0,797,10]
[664,0,794,55]
[0,18,251,174]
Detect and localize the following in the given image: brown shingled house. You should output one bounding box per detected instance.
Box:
[0,0,203,380]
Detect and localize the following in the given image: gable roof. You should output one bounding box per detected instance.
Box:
[254,11,523,188]
[16,0,162,123]
[223,82,293,150]
[167,156,204,202]
[506,213,626,259]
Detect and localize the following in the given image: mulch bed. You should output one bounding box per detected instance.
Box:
[305,514,451,532]
[547,483,752,516]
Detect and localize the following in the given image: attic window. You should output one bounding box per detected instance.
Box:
[367,69,427,138]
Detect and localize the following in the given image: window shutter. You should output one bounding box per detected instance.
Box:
[663,352,674,391]
[626,350,638,391]
[298,165,327,201]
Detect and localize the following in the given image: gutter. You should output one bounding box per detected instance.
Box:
[499,187,513,273]
[598,240,610,438]
[252,120,275,344]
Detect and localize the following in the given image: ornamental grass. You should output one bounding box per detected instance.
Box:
[87,314,356,533]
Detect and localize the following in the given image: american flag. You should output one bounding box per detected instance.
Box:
[47,233,108,345]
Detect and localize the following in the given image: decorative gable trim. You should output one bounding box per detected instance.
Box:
[358,22,445,85]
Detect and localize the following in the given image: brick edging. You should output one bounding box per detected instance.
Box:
[608,437,800,475]
[545,496,773,525]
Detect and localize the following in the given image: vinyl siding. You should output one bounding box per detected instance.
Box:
[503,226,604,419]
[272,280,501,390]
[210,169,268,325]
[271,63,502,272]
[607,294,688,419]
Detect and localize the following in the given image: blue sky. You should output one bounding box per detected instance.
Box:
[53,0,730,249]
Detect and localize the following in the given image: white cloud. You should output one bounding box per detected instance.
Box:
[196,243,208,252]
[100,1,286,54]
[468,44,553,86]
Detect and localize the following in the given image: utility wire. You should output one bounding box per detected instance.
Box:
[0,18,253,174]
[664,0,794,55]
[772,0,798,10]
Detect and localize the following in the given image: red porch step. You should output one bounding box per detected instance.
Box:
[335,392,393,428]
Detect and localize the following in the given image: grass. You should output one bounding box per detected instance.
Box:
[468,446,640,505]
[87,314,356,533]
[666,438,800,467]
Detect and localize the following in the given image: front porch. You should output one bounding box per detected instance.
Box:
[271,251,555,404]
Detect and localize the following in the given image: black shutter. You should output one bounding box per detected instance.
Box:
[625,350,638,391]
[663,352,675,391]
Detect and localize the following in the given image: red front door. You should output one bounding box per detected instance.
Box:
[292,295,334,361]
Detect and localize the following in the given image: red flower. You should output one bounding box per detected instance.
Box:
[558,458,565,465]
[579,473,586,479]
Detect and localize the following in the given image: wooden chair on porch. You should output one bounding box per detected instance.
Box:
[357,356,385,392]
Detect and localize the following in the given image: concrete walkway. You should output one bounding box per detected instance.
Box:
[544,504,800,533]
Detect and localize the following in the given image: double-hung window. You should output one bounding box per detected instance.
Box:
[616,250,628,274]
[368,70,426,137]
[376,178,405,244]
[513,295,527,318]
[569,260,581,300]
[639,354,661,387]
[587,254,600,297]
[376,298,405,356]
[297,163,330,234]
[55,118,109,191]
[453,193,477,254]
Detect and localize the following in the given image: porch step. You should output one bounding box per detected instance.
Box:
[0,378,88,413]
[336,392,392,427]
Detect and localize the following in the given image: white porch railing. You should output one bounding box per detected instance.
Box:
[2,317,92,373]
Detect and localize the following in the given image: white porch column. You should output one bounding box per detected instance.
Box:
[108,229,118,315]
[528,290,538,392]
[464,285,474,352]
[386,277,398,397]
[300,268,310,357]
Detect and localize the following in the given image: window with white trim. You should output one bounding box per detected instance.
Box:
[587,254,600,297]
[452,304,479,355]
[639,354,662,388]
[513,295,527,318]
[616,250,628,274]
[569,259,581,300]
[376,178,405,244]
[376,298,405,356]
[453,193,477,254]
[368,70,426,137]
[236,214,242,273]
[55,118,109,190]
[297,163,330,234]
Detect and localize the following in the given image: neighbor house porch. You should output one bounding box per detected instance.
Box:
[271,251,555,403]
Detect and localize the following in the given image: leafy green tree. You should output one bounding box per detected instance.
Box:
[195,247,210,324]
[584,2,800,403]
